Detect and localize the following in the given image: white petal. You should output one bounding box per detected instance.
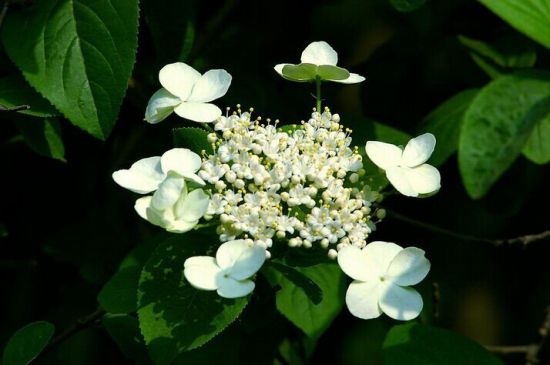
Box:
[401,133,436,167]
[134,196,152,221]
[337,245,372,281]
[386,166,418,197]
[405,164,441,195]
[365,141,402,170]
[379,283,423,320]
[331,72,365,84]
[300,41,338,66]
[345,281,382,320]
[177,188,210,222]
[184,256,221,290]
[215,240,266,280]
[161,148,202,176]
[158,62,201,100]
[167,219,198,233]
[174,102,222,123]
[216,275,255,298]
[144,88,181,124]
[187,69,232,103]
[112,157,165,194]
[274,63,292,76]
[387,247,430,286]
[363,241,403,277]
[151,175,185,210]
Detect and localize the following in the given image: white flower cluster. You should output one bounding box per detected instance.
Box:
[199,108,376,257]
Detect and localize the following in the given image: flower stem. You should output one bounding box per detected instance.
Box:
[315,76,322,112]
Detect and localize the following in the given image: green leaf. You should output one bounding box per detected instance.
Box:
[459,70,550,199]
[273,263,346,339]
[266,261,323,304]
[137,232,248,365]
[172,127,213,154]
[389,0,427,12]
[2,0,139,140]
[103,314,151,365]
[281,64,318,82]
[383,323,505,365]
[522,108,550,164]
[0,75,59,117]
[98,235,161,314]
[420,89,479,166]
[316,65,350,81]
[14,117,65,161]
[2,321,55,365]
[478,0,550,49]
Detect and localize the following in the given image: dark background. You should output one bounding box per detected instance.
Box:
[1,0,549,364]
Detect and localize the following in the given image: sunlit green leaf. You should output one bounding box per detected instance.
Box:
[0,75,59,117]
[265,261,323,305]
[2,0,139,139]
[316,65,350,81]
[522,107,550,164]
[459,70,550,199]
[2,321,55,365]
[281,64,318,82]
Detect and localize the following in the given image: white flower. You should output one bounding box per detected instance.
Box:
[145,62,232,124]
[135,187,210,233]
[365,133,441,197]
[274,41,365,84]
[184,240,266,298]
[337,241,430,320]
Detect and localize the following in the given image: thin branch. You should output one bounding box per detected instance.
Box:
[386,209,550,248]
[0,0,9,29]
[485,306,550,365]
[0,104,30,112]
[40,308,105,357]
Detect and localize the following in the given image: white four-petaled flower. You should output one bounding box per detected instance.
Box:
[112,148,209,233]
[145,62,232,124]
[337,241,430,320]
[184,240,266,298]
[274,41,365,84]
[365,133,441,197]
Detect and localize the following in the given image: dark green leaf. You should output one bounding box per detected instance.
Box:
[103,314,151,365]
[273,263,346,339]
[0,75,59,117]
[172,127,213,154]
[15,117,65,161]
[266,261,323,304]
[459,70,550,199]
[2,0,139,139]
[383,323,505,365]
[522,109,550,164]
[281,64,318,82]
[478,0,550,49]
[389,0,427,12]
[2,321,55,365]
[420,89,479,166]
[316,65,350,81]
[98,235,161,314]
[137,232,248,365]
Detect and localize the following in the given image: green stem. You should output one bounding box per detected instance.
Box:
[315,76,322,112]
[202,123,215,132]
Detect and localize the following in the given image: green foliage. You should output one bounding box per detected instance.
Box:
[0,75,59,117]
[137,232,248,365]
[420,89,478,166]
[265,261,323,304]
[172,127,213,154]
[2,0,139,140]
[523,111,550,164]
[103,315,151,365]
[98,236,161,314]
[479,0,550,49]
[459,70,550,199]
[272,263,346,339]
[281,64,349,82]
[389,0,427,12]
[383,323,505,365]
[14,117,65,161]
[2,321,55,365]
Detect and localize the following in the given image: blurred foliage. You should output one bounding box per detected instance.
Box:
[1,0,550,364]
